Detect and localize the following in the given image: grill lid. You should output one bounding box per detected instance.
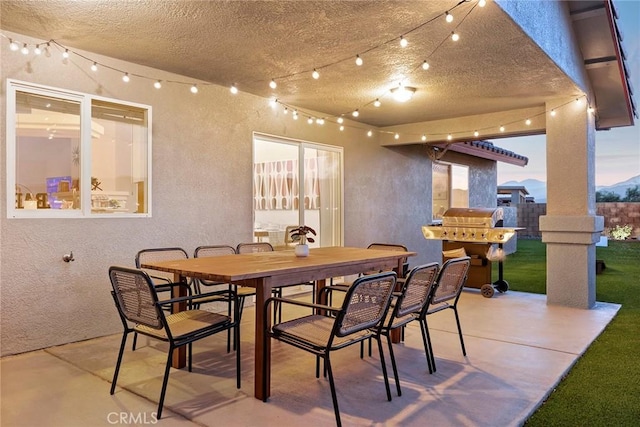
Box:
[441,207,503,228]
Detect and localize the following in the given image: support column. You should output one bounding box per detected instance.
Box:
[539,97,602,308]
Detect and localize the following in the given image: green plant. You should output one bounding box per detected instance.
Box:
[289,225,316,245]
[610,224,633,240]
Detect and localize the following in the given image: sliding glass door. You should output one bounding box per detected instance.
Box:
[253,133,343,249]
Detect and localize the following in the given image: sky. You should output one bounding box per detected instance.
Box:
[497,0,640,187]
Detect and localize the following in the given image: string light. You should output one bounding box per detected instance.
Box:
[478,0,487,7]
[394,133,400,139]
[447,134,453,140]
[190,84,198,94]
[316,118,325,125]
[269,97,277,107]
[499,125,505,132]
[367,130,373,137]
[269,79,277,89]
[122,72,130,83]
[399,36,408,47]
[355,55,363,66]
[352,109,359,117]
[445,11,454,23]
[21,43,29,55]
[44,42,51,57]
[588,106,595,114]
[451,32,460,42]
[307,117,314,124]
[33,44,42,55]
[339,125,344,131]
[525,118,531,125]
[337,117,344,124]
[91,62,98,72]
[312,69,320,79]
[62,49,69,58]
[292,110,299,120]
[9,39,19,51]
[230,84,238,94]
[422,60,430,70]
[473,130,479,137]
[422,134,427,141]
[373,99,381,107]
[283,107,288,114]
[154,80,162,89]
[550,109,556,117]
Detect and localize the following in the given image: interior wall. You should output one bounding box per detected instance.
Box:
[1,31,438,356]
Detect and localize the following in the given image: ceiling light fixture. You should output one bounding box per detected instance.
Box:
[390,85,416,102]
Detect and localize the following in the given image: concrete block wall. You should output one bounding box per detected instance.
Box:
[516,203,640,239]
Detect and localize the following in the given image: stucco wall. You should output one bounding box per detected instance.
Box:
[1,32,460,355]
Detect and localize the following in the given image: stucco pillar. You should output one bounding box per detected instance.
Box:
[539,97,602,308]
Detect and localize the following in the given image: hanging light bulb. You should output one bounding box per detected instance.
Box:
[154,80,162,89]
[34,45,42,55]
[308,117,314,124]
[283,107,288,115]
[550,109,556,117]
[445,11,454,23]
[339,125,345,131]
[337,117,344,124]
[91,62,98,72]
[421,134,427,141]
[525,118,532,125]
[230,84,238,94]
[352,109,359,117]
[9,39,19,51]
[367,130,373,137]
[293,110,299,120]
[355,55,363,66]
[269,98,277,107]
[373,99,381,107]
[21,44,29,55]
[478,0,487,7]
[422,60,430,70]
[62,49,70,59]
[394,133,400,140]
[499,125,505,132]
[44,42,51,57]
[312,69,320,79]
[122,73,130,83]
[316,118,325,125]
[447,134,453,140]
[451,32,460,42]
[190,84,198,94]
[588,106,595,114]
[399,36,408,48]
[474,131,479,137]
[269,79,277,89]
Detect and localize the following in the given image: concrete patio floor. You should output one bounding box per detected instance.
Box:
[1,289,619,427]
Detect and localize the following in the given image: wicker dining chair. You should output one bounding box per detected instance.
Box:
[108,266,240,420]
[236,241,310,323]
[263,271,397,427]
[422,256,471,373]
[194,245,254,352]
[379,262,440,396]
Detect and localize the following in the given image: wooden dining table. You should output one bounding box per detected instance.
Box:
[141,245,415,400]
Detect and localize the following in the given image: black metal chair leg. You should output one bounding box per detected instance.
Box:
[419,319,434,374]
[325,356,342,427]
[188,343,193,372]
[235,320,241,388]
[157,347,174,420]
[131,332,138,351]
[110,331,129,395]
[385,333,402,396]
[453,307,466,356]
[376,336,392,402]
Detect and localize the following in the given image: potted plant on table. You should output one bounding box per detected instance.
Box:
[289,225,316,257]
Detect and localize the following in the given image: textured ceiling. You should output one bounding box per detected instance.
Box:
[0,0,599,129]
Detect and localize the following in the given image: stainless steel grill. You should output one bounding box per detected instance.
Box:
[422,207,523,298]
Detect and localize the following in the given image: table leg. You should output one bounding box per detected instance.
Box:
[171,273,188,368]
[254,277,272,400]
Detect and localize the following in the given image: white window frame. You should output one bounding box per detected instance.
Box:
[6,79,152,218]
[432,161,469,222]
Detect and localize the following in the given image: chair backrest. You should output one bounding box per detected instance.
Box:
[335,271,397,337]
[236,242,274,254]
[109,266,163,329]
[135,247,188,285]
[394,262,440,318]
[194,245,236,287]
[367,243,409,275]
[430,256,471,306]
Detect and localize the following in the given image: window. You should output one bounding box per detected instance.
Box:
[432,162,468,221]
[252,133,343,249]
[6,80,151,218]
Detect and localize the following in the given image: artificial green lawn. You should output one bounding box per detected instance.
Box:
[495,239,640,426]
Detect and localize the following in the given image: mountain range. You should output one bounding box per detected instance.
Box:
[499,175,640,203]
